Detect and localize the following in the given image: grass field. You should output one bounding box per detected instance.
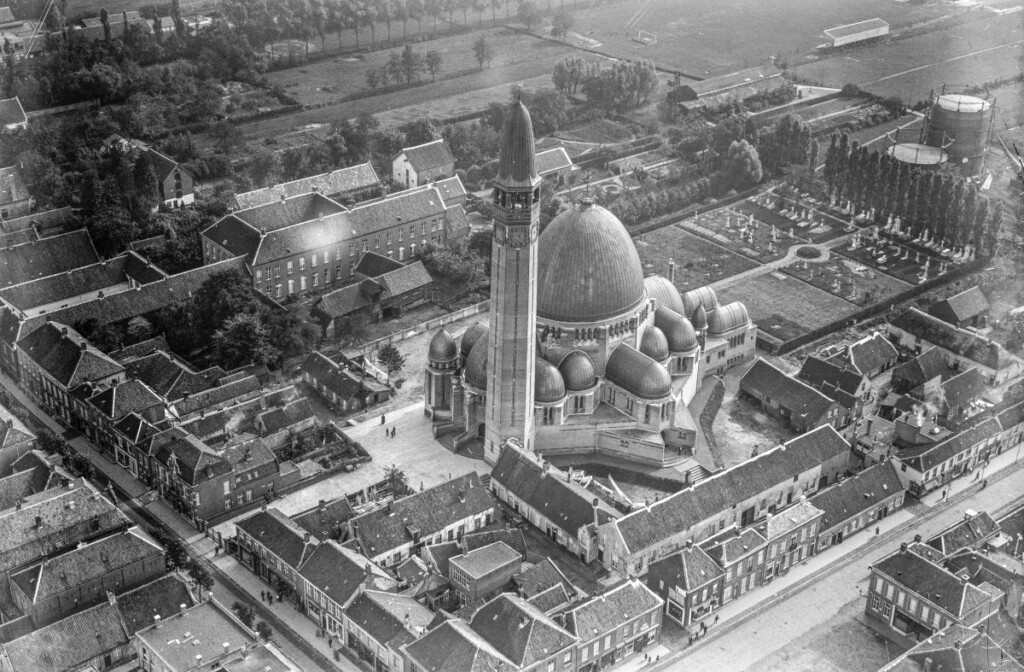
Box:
[791,12,1023,104]
[781,255,912,307]
[634,225,759,289]
[564,0,948,76]
[718,271,858,341]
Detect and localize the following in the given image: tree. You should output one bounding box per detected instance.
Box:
[367,67,382,90]
[400,44,424,84]
[231,601,256,628]
[472,35,493,70]
[517,0,538,30]
[550,9,573,40]
[88,206,143,258]
[719,139,763,191]
[62,451,95,479]
[152,529,190,570]
[186,559,214,593]
[100,7,111,41]
[213,312,280,368]
[377,343,406,374]
[425,50,442,81]
[385,464,413,497]
[255,621,273,641]
[126,316,154,343]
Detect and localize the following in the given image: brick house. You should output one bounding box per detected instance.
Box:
[563,579,663,672]
[826,332,899,379]
[83,379,166,469]
[341,590,433,672]
[928,285,990,329]
[0,409,35,475]
[700,526,768,605]
[392,139,455,188]
[810,460,905,549]
[297,540,397,635]
[739,358,841,432]
[646,542,724,629]
[234,506,318,602]
[300,351,391,413]
[103,135,194,209]
[535,147,575,186]
[890,415,1001,497]
[756,500,824,581]
[231,163,381,210]
[448,541,522,605]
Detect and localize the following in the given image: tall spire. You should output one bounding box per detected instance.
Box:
[496,100,540,189]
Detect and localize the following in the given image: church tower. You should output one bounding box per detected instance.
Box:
[483,97,541,464]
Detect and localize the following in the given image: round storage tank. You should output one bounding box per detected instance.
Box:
[924,93,994,176]
[886,142,947,171]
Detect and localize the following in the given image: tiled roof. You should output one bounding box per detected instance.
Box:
[445,205,471,240]
[376,261,432,298]
[894,624,1024,672]
[491,443,615,539]
[348,186,447,237]
[403,617,515,672]
[701,527,767,566]
[256,397,315,434]
[891,308,1011,371]
[109,334,170,362]
[3,601,128,672]
[0,227,34,246]
[0,256,129,311]
[170,375,260,417]
[685,65,782,97]
[0,468,46,512]
[252,211,352,266]
[0,164,29,207]
[535,147,573,175]
[354,251,403,277]
[527,583,572,614]
[0,7,14,22]
[893,347,957,390]
[0,480,129,575]
[646,544,724,592]
[929,286,989,325]
[123,250,167,284]
[87,379,163,421]
[351,472,493,558]
[1,208,75,240]
[843,333,899,376]
[564,580,661,642]
[997,400,1024,433]
[300,351,390,400]
[514,558,578,599]
[809,461,904,532]
[422,540,461,579]
[613,424,849,554]
[463,528,528,559]
[0,229,99,289]
[395,554,429,585]
[344,590,432,650]
[760,500,824,540]
[17,321,124,388]
[740,358,835,423]
[433,176,467,205]
[235,191,346,234]
[926,511,999,558]
[236,508,318,569]
[113,412,158,446]
[939,367,986,412]
[142,146,184,182]
[873,545,993,618]
[232,163,380,210]
[450,541,520,579]
[898,416,1001,473]
[201,214,261,261]
[797,356,864,397]
[314,260,432,320]
[115,573,196,634]
[0,96,26,127]
[0,418,34,450]
[11,527,163,604]
[298,540,395,606]
[467,593,576,668]
[399,139,454,172]
[149,427,231,486]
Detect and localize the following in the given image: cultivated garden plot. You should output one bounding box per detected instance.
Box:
[635,226,759,289]
[781,254,912,307]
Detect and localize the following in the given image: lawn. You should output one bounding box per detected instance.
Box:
[634,225,759,290]
[790,12,1022,104]
[717,270,858,341]
[563,0,948,76]
[781,255,912,307]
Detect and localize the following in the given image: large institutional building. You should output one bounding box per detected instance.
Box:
[423,101,756,470]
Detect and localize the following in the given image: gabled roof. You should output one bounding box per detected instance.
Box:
[564,580,662,642]
[893,347,957,389]
[0,8,15,24]
[740,358,836,423]
[235,191,346,234]
[109,334,170,362]
[535,147,573,176]
[891,308,1012,371]
[685,65,783,98]
[514,557,578,600]
[797,355,864,397]
[0,229,100,289]
[87,379,163,421]
[839,333,899,376]
[2,600,128,672]
[170,375,260,417]
[809,461,904,531]
[113,412,158,446]
[898,416,1001,473]
[872,545,994,618]
[445,204,472,240]
[17,321,124,388]
[201,214,261,261]
[646,544,724,592]
[398,139,454,172]
[291,497,355,541]
[0,164,29,207]
[467,593,576,668]
[300,351,389,400]
[926,511,999,558]
[0,207,75,236]
[0,466,52,512]
[351,472,493,558]
[233,163,379,210]
[347,186,448,237]
[0,255,128,312]
[613,424,849,555]
[422,540,461,579]
[929,286,989,325]
[123,250,167,284]
[354,251,404,277]
[115,573,196,635]
[298,540,395,607]
[450,541,520,579]
[251,210,352,266]
[761,500,824,540]
[256,397,315,434]
[236,507,318,569]
[402,617,516,672]
[149,427,230,486]
[432,175,467,205]
[344,590,432,651]
[701,527,767,566]
[0,96,26,127]
[885,623,1024,672]
[939,367,986,412]
[0,414,34,450]
[11,526,163,604]
[491,442,616,539]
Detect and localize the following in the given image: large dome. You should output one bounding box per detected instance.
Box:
[460,322,488,358]
[644,276,685,314]
[463,337,489,390]
[537,200,646,323]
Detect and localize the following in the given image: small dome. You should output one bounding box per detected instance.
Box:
[428,328,458,362]
[463,339,489,390]
[682,287,718,316]
[460,322,488,358]
[640,326,670,362]
[558,350,597,391]
[644,276,685,314]
[537,202,647,323]
[535,358,566,403]
[605,345,672,400]
[707,302,750,335]
[692,304,708,331]
[655,308,697,352]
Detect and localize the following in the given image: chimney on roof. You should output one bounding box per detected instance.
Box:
[261,502,267,512]
[901,542,908,553]
[34,515,42,528]
[180,602,187,616]
[319,499,326,511]
[61,326,68,335]
[195,654,203,667]
[953,640,962,650]
[914,534,922,543]
[458,488,465,503]
[280,193,286,203]
[387,500,393,515]
[668,258,676,283]
[223,642,230,655]
[686,538,693,549]
[154,614,161,628]
[923,657,932,672]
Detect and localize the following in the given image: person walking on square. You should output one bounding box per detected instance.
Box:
[381,414,386,425]
[391,427,396,438]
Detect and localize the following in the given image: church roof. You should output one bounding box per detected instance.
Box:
[495,100,539,189]
[428,328,458,363]
[605,345,672,400]
[535,358,566,403]
[655,307,697,352]
[682,287,718,316]
[692,303,708,331]
[707,302,750,335]
[640,326,669,362]
[538,201,646,323]
[460,322,488,358]
[558,350,597,391]
[644,275,685,314]
[464,337,489,390]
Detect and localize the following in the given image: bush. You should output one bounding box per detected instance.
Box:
[797,246,822,259]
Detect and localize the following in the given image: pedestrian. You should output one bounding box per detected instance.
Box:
[858,586,863,597]
[688,635,694,646]
[875,526,880,536]
[328,636,333,648]
[942,488,947,500]
[381,414,386,425]
[714,614,719,625]
[974,471,980,482]
[260,590,266,602]
[656,656,660,663]
[391,427,396,438]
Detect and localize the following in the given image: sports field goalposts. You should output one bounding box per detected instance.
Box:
[635,29,657,45]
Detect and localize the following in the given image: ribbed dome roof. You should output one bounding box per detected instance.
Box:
[428,328,458,362]
[640,326,670,362]
[537,201,646,323]
[535,358,566,403]
[460,322,488,358]
[605,345,672,400]
[682,287,718,316]
[495,100,539,189]
[558,350,597,391]
[463,338,489,390]
[707,302,750,335]
[644,275,685,314]
[692,303,708,331]
[655,308,697,352]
